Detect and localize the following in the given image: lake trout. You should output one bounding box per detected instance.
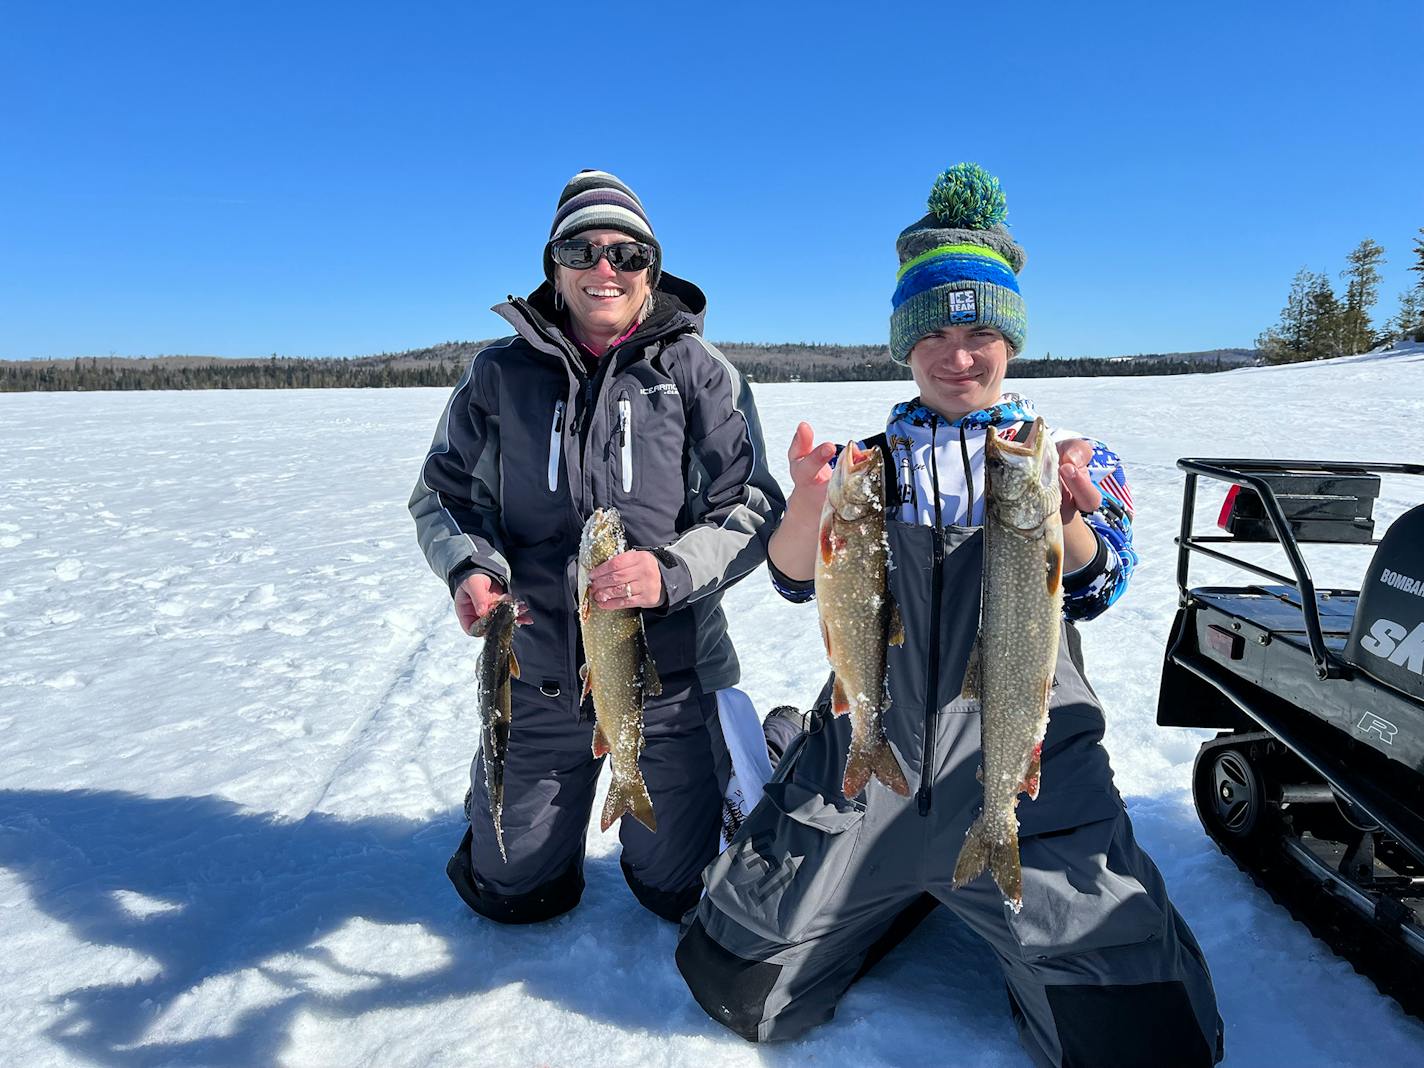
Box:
[473,597,522,861]
[952,417,1064,912]
[577,507,661,833]
[815,442,910,799]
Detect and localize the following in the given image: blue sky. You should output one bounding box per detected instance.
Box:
[2,1,1421,360]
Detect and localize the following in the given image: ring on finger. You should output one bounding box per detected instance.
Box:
[624,582,633,599]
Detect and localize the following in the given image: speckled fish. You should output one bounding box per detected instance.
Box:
[473,597,522,861]
[815,442,909,799]
[952,417,1063,912]
[577,507,661,833]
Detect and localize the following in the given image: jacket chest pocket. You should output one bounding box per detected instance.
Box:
[546,399,566,493]
[614,395,634,495]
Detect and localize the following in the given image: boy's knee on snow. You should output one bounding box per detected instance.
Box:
[675,916,783,1042]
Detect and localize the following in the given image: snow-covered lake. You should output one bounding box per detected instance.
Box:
[3,348,1423,1066]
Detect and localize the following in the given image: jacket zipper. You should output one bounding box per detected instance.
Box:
[617,397,633,493]
[918,415,947,817]
[918,526,945,816]
[547,400,565,492]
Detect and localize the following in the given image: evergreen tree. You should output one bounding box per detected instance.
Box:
[1402,228,1424,343]
[1259,268,1347,363]
[1391,288,1424,344]
[1340,238,1386,354]
[1304,272,1346,360]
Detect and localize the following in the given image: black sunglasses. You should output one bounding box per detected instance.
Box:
[549,238,656,273]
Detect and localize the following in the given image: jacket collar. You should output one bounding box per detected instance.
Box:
[887,393,1038,432]
[492,271,708,367]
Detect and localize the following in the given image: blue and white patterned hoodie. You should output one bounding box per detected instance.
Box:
[772,393,1136,622]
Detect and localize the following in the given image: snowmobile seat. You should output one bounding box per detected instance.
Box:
[1343,504,1424,701]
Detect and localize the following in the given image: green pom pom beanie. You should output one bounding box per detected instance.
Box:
[889,162,1027,363]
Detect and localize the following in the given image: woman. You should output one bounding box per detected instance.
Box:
[677,164,1222,1066]
[410,169,784,923]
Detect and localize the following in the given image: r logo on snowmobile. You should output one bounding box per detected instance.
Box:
[1356,712,1398,745]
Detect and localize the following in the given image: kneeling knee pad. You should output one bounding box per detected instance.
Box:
[446,827,583,925]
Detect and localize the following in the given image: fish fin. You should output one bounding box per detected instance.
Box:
[952,815,1024,912]
[960,639,982,700]
[819,619,833,659]
[601,774,657,833]
[1020,742,1043,801]
[579,663,593,702]
[888,597,905,647]
[819,509,836,565]
[592,723,611,758]
[831,675,851,716]
[638,622,662,697]
[1046,540,1063,596]
[875,740,910,796]
[507,648,520,679]
[579,588,594,623]
[843,733,909,798]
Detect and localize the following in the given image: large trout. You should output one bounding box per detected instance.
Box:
[952,417,1064,912]
[473,598,522,861]
[816,442,910,799]
[577,507,661,833]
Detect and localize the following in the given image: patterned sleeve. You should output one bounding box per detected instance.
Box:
[1062,440,1138,622]
[770,556,817,603]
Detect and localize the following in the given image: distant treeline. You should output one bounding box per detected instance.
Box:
[1,342,1255,393]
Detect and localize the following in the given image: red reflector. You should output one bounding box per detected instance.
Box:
[1217,485,1241,531]
[1205,624,1244,660]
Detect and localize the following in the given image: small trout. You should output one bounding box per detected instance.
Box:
[952,417,1064,912]
[473,598,522,861]
[577,507,661,833]
[816,442,910,799]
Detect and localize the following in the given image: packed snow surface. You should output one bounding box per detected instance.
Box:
[3,348,1423,1066]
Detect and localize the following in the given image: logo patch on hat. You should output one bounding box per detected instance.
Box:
[949,290,977,323]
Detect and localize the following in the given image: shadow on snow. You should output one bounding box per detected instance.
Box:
[0,788,1008,1066]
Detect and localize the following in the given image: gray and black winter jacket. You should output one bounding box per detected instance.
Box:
[410,273,784,697]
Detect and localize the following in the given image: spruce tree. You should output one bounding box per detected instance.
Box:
[1257,268,1316,363]
[1340,238,1386,354]
[1304,272,1345,360]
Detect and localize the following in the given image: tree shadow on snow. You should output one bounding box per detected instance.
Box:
[0,789,718,1065]
[0,788,1015,1066]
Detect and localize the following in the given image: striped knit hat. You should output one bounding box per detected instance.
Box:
[890,163,1027,363]
[543,169,661,285]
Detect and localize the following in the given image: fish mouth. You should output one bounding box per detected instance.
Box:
[842,441,877,471]
[987,417,1043,458]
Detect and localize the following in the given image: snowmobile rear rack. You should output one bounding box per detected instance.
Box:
[1174,458,1423,680]
[1159,457,1424,1017]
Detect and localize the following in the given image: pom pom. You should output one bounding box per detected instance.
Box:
[926,163,1008,230]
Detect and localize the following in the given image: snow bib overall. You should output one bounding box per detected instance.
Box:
[677,514,1223,1067]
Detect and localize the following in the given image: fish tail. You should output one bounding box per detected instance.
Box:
[842,734,909,798]
[953,815,1023,911]
[492,813,507,862]
[601,773,657,833]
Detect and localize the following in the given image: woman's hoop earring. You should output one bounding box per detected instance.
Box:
[553,288,565,312]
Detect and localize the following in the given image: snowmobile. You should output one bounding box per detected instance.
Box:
[1157,457,1424,1014]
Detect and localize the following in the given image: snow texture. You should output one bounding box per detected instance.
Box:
[3,346,1423,1066]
